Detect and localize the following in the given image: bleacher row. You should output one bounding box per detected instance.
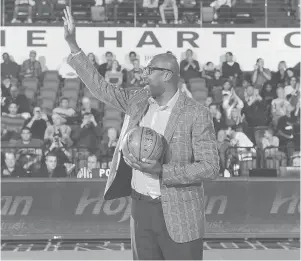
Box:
[2,0,300,27]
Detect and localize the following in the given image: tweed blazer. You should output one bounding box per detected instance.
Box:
[68,51,219,243]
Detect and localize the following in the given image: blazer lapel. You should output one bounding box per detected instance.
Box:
[163,91,186,145]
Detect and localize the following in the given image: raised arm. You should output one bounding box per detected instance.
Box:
[63,7,133,113]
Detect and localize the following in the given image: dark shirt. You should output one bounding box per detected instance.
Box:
[277,115,294,138]
[272,71,286,85]
[180,59,200,82]
[20,59,42,79]
[98,62,111,77]
[24,118,48,140]
[33,164,67,178]
[1,61,20,79]
[213,117,227,135]
[242,100,268,127]
[222,62,242,78]
[1,166,27,178]
[3,94,31,113]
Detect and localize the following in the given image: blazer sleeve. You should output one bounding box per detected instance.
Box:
[161,107,220,186]
[67,51,134,113]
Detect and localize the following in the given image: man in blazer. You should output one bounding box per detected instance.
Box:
[62,7,219,260]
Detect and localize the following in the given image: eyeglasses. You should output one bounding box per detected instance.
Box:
[142,66,174,76]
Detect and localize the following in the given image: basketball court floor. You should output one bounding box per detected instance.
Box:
[1,239,300,260]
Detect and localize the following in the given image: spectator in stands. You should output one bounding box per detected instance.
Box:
[205,96,213,107]
[180,49,200,83]
[72,112,102,152]
[284,68,295,86]
[209,103,226,134]
[1,102,26,142]
[88,53,99,69]
[20,50,42,79]
[210,70,223,102]
[140,0,160,25]
[210,0,235,24]
[201,62,215,80]
[33,152,67,178]
[124,51,138,71]
[98,51,113,77]
[44,113,73,147]
[53,97,76,118]
[261,81,276,106]
[284,76,299,97]
[180,0,199,24]
[271,86,291,127]
[100,127,118,161]
[1,78,12,99]
[79,96,101,120]
[12,127,43,176]
[24,107,50,140]
[2,85,31,114]
[43,130,72,167]
[276,106,296,159]
[11,0,35,23]
[221,52,241,79]
[127,59,144,88]
[272,61,287,85]
[159,0,179,24]
[77,154,99,179]
[222,81,244,120]
[58,57,78,79]
[243,86,268,127]
[1,53,20,80]
[1,152,26,178]
[36,0,55,21]
[261,127,286,167]
[251,58,272,91]
[105,60,123,87]
[216,129,230,174]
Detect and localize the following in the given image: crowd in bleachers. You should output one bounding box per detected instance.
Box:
[1,48,300,179]
[2,0,300,26]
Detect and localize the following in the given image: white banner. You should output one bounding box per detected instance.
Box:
[1,27,300,71]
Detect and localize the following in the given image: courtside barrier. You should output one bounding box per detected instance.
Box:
[1,177,300,240]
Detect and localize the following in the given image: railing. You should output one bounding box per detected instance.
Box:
[1,0,300,28]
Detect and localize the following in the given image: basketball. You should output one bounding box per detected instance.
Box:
[121,127,164,161]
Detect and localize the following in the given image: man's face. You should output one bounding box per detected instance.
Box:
[264,130,272,139]
[2,53,9,62]
[87,156,97,170]
[209,104,217,116]
[144,60,167,97]
[246,86,254,96]
[186,50,193,59]
[257,59,264,67]
[33,107,42,119]
[106,53,113,62]
[5,154,16,169]
[82,98,90,109]
[226,53,233,62]
[223,81,231,91]
[133,60,140,69]
[21,129,31,142]
[129,53,136,62]
[8,104,18,115]
[30,52,36,61]
[108,128,117,140]
[10,87,19,98]
[46,156,57,171]
[205,97,213,107]
[61,99,69,109]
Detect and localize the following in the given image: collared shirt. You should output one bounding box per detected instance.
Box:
[131,89,180,198]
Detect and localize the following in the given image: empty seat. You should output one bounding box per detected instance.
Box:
[189,78,206,92]
[41,98,55,113]
[61,88,79,100]
[43,80,60,89]
[22,78,39,90]
[68,99,77,110]
[102,118,122,133]
[40,88,58,100]
[64,78,81,89]
[44,71,60,82]
[24,88,36,101]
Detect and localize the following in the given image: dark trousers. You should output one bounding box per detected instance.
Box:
[131,190,203,260]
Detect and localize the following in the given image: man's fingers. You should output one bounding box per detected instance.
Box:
[142,158,155,164]
[66,6,73,23]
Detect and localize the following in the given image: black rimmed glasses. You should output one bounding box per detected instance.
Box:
[142,66,174,76]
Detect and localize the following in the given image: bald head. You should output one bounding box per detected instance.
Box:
[150,53,180,78]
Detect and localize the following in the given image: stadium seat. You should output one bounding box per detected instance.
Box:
[68,99,78,110]
[61,88,79,100]
[40,88,58,100]
[192,90,208,105]
[201,7,214,23]
[43,71,60,82]
[89,98,101,110]
[102,118,122,133]
[41,98,55,114]
[188,77,206,92]
[22,78,39,90]
[24,88,36,101]
[43,80,60,90]
[103,109,122,120]
[91,6,106,22]
[64,78,81,89]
